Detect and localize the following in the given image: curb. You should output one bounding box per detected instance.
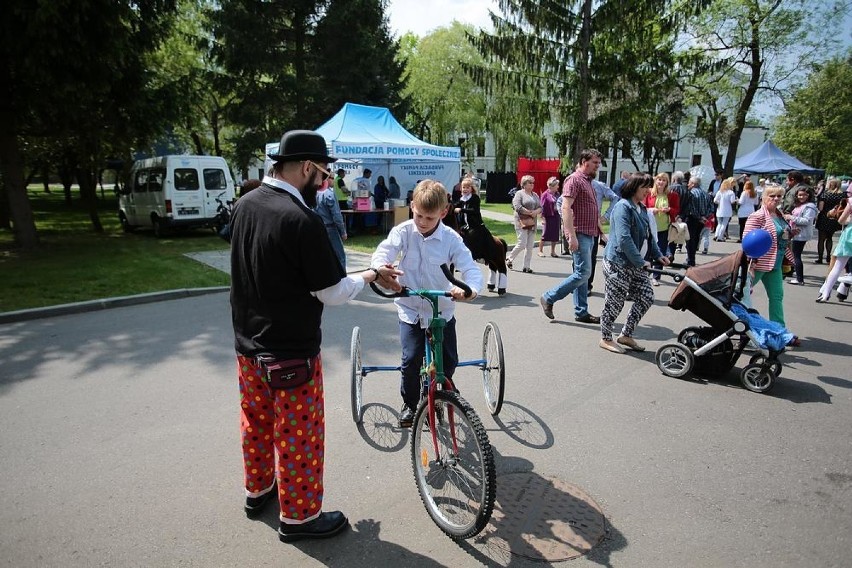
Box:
[0,287,230,325]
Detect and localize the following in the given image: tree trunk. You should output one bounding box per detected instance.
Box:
[212,109,221,156]
[77,165,103,233]
[724,16,763,176]
[0,130,39,249]
[0,180,11,230]
[190,131,204,155]
[572,0,593,161]
[43,165,51,193]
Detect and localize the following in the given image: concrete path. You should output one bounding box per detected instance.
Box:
[1,237,851,567]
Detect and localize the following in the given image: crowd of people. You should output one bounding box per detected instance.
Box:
[227,128,851,544]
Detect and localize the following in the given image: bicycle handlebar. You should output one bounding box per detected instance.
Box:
[370,263,473,299]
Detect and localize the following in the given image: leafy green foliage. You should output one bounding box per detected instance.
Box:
[311,0,407,121]
[774,54,852,174]
[467,0,705,170]
[680,0,846,175]
[397,24,486,166]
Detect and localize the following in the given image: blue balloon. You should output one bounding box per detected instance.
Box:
[742,228,772,258]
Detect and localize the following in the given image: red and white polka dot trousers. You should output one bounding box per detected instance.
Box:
[237,354,325,524]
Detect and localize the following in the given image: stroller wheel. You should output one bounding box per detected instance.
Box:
[655,343,695,379]
[748,354,782,378]
[677,326,704,345]
[740,364,775,393]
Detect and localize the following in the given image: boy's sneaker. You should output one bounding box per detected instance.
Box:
[398,405,415,428]
[787,279,803,285]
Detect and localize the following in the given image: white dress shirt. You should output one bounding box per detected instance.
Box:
[372,220,482,327]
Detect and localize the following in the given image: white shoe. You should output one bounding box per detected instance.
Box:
[599,339,626,354]
[652,279,660,286]
[787,278,803,285]
[838,274,852,285]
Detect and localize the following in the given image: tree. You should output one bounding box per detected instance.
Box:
[774,54,852,174]
[680,0,847,176]
[397,24,487,167]
[311,0,407,121]
[469,0,704,168]
[210,0,324,173]
[0,0,179,247]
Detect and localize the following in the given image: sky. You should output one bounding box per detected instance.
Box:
[386,0,495,38]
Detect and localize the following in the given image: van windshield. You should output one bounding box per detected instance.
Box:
[175,169,200,191]
[204,169,228,190]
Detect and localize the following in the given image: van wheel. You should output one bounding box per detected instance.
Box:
[119,213,134,233]
[152,216,166,238]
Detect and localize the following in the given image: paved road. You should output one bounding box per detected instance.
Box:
[1,238,850,567]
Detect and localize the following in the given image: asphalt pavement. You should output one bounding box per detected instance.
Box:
[1,236,851,567]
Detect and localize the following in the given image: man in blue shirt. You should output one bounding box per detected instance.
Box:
[612,171,630,198]
[589,179,620,292]
[682,177,714,266]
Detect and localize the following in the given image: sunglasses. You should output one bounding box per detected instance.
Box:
[306,160,331,181]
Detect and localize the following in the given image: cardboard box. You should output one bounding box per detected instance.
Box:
[353,197,372,211]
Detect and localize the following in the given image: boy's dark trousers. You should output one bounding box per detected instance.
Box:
[398,318,459,410]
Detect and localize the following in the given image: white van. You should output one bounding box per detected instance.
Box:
[118,155,236,237]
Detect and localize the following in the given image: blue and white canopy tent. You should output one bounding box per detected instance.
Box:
[733,140,823,176]
[314,103,461,194]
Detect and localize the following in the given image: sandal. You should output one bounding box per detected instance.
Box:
[550,253,559,258]
[537,252,545,257]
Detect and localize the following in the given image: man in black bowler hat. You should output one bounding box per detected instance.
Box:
[229,130,401,543]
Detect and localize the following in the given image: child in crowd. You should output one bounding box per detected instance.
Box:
[371,180,483,427]
[701,214,714,254]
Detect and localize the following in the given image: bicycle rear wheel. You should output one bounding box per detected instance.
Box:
[411,390,496,539]
[481,321,505,416]
[350,327,363,423]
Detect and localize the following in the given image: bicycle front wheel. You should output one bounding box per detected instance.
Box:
[411,390,496,539]
[481,321,505,416]
[350,327,363,423]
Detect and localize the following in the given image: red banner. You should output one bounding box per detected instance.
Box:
[516,157,561,196]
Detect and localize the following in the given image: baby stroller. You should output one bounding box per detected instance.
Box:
[652,251,785,393]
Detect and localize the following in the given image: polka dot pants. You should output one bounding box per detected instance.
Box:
[237,354,325,524]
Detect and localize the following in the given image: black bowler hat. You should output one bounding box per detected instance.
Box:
[267,130,337,163]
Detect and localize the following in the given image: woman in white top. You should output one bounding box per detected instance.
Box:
[735,180,760,242]
[713,176,737,241]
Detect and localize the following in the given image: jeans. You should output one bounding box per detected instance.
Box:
[589,236,600,289]
[542,232,594,317]
[791,240,806,283]
[685,217,704,265]
[652,229,669,280]
[399,318,458,410]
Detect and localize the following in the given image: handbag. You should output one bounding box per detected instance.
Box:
[519,214,536,230]
[668,222,690,245]
[256,354,313,390]
[827,199,847,220]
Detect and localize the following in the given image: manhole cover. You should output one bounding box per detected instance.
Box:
[477,472,607,561]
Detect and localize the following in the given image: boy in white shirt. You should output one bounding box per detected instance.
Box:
[372,180,483,427]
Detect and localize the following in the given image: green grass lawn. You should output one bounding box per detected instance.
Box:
[0,186,232,312]
[0,187,520,312]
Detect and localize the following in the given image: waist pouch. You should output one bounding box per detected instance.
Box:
[256,354,312,390]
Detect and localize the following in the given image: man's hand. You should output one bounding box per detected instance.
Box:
[450,286,477,301]
[659,256,671,266]
[369,265,404,292]
[567,234,579,253]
